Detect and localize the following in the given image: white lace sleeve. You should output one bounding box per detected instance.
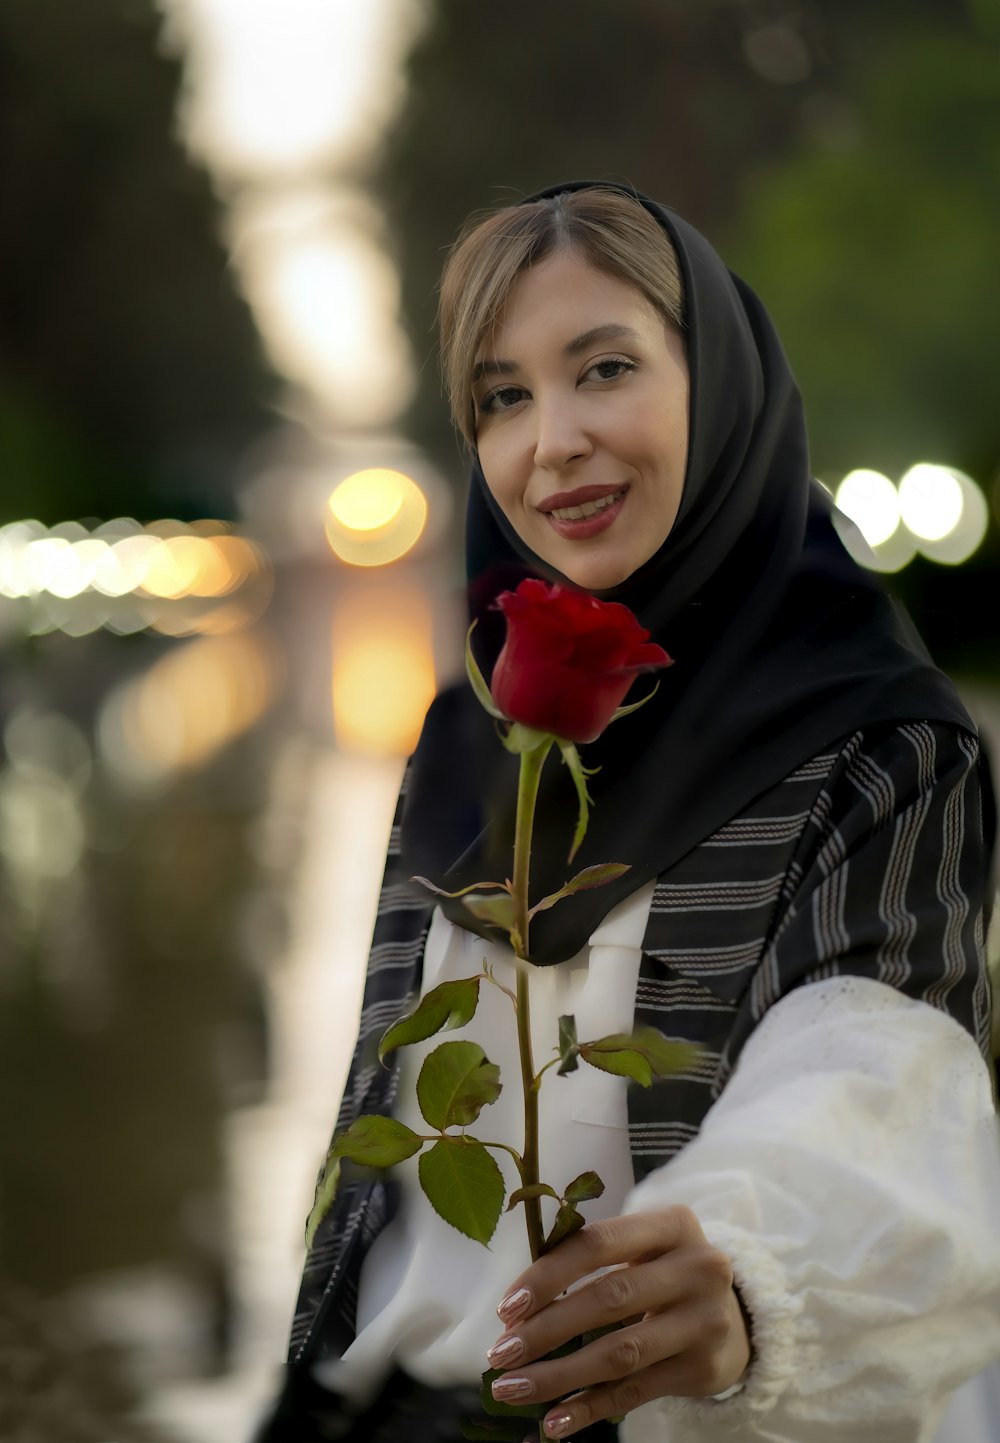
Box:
[619,974,1000,1443]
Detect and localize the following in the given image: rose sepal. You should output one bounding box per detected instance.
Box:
[464,620,507,721]
[501,722,554,756]
[606,679,663,725]
[556,739,599,863]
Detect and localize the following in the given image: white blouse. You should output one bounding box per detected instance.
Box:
[318,882,655,1402]
[316,891,1000,1442]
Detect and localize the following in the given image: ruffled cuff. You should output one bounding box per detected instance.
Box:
[619,1220,801,1441]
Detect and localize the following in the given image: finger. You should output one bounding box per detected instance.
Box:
[497,1207,701,1326]
[539,1348,736,1439]
[488,1256,685,1371]
[491,1308,691,1410]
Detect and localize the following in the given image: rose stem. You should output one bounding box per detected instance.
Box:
[512,737,552,1262]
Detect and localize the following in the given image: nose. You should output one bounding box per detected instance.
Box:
[532,392,593,472]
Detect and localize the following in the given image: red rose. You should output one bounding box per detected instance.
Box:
[490,579,672,745]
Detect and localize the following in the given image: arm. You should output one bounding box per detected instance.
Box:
[487,722,1000,1440]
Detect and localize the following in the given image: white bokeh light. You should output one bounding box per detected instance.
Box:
[834,469,901,547]
[905,467,989,565]
[232,189,415,426]
[898,464,965,542]
[160,0,424,179]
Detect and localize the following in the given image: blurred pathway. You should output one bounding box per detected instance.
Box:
[144,745,403,1442]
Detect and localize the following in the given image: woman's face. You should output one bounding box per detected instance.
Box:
[473,248,689,591]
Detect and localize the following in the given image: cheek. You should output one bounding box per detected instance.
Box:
[477,440,527,519]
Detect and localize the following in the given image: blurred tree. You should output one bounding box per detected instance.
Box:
[376,0,998,674]
[724,6,1000,676]
[730,22,1000,484]
[0,0,273,525]
[374,0,976,476]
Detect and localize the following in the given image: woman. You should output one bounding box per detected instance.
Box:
[258,182,1000,1442]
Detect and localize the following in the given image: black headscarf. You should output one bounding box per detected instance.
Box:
[402,181,975,965]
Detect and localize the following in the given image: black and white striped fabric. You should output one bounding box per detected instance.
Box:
[285,719,991,1371]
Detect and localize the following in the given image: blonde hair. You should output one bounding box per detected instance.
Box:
[438,187,686,448]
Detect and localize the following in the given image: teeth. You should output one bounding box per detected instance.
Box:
[550,491,623,521]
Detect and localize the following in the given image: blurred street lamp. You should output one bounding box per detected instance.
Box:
[325,467,428,567]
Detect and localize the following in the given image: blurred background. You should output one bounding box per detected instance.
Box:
[0,1,997,1439]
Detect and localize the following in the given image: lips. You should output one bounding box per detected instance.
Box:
[537,483,629,514]
[542,488,628,540]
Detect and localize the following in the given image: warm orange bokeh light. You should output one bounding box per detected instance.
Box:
[332,586,436,757]
[325,468,428,567]
[101,633,278,786]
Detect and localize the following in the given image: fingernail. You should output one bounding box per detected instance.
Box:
[544,1413,574,1438]
[497,1287,532,1324]
[491,1375,533,1401]
[486,1334,525,1367]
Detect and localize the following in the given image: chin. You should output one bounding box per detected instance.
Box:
[554,554,636,592]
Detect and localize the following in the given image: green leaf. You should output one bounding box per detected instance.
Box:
[461,1418,533,1441]
[463,891,519,932]
[506,1182,559,1211]
[502,723,555,756]
[528,862,631,918]
[557,1013,579,1076]
[418,1138,505,1245]
[579,1042,652,1086]
[331,1114,423,1168]
[607,680,661,725]
[542,1200,585,1253]
[465,620,507,721]
[579,1028,697,1087]
[304,1155,341,1250]
[563,1170,605,1204]
[556,739,597,863]
[378,977,483,1062]
[417,1041,503,1131]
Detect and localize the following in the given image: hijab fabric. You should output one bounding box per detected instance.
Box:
[403,180,975,965]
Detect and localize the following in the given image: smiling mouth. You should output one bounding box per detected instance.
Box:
[547,489,627,521]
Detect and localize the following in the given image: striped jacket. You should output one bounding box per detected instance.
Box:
[286,719,992,1370]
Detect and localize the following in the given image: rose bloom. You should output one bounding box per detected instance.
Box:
[490,579,671,744]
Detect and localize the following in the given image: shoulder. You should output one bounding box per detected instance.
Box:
[791,719,986,871]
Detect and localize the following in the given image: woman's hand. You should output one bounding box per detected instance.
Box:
[485,1205,751,1439]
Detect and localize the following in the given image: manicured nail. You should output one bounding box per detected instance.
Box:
[497,1287,532,1324]
[487,1334,525,1367]
[491,1375,533,1401]
[544,1413,574,1438]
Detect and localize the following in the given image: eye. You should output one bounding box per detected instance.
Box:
[477,384,529,416]
[584,355,637,383]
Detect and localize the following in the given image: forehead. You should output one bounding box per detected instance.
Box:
[478,250,661,363]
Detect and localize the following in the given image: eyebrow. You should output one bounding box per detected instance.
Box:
[471,323,643,384]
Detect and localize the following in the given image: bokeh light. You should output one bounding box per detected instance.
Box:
[0,518,273,637]
[98,634,278,792]
[832,462,991,572]
[325,468,428,566]
[831,508,918,574]
[331,586,435,756]
[898,463,964,542]
[904,466,989,566]
[834,469,901,547]
[0,709,92,886]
